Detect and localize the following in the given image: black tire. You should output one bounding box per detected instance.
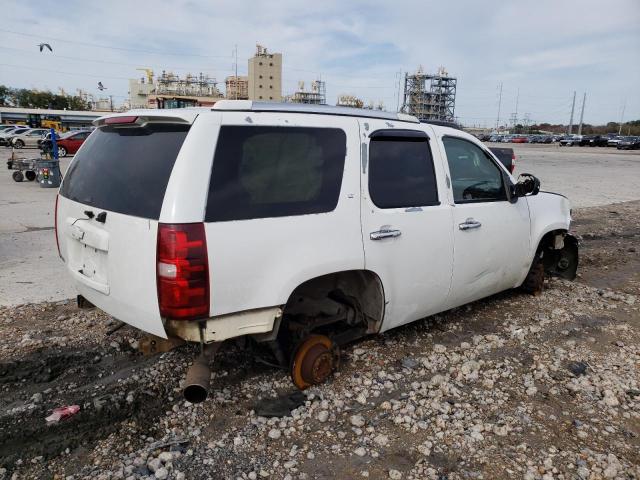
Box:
[12,171,24,182]
[25,170,36,181]
[521,258,545,295]
[58,146,67,157]
[13,139,24,148]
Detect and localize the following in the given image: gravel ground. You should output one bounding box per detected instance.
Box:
[0,200,639,480]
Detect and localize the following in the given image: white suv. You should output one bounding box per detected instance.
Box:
[55,101,578,401]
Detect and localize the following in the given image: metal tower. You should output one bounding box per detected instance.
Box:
[402,66,457,122]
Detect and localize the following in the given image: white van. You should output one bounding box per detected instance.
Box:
[55,101,578,401]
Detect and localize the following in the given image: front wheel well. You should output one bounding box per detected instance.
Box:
[534,229,579,280]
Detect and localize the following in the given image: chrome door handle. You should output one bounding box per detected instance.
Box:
[459,218,482,230]
[370,228,402,240]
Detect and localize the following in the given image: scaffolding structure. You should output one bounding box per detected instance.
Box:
[289,80,326,105]
[402,66,457,122]
[155,71,223,98]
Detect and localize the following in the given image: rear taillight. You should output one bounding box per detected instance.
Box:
[510,153,516,174]
[54,194,61,259]
[157,223,209,320]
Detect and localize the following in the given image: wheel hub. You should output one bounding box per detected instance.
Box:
[291,335,338,390]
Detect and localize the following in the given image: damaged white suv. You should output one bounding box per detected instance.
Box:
[55,101,578,402]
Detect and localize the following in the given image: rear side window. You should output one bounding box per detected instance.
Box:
[60,124,189,219]
[205,126,346,222]
[368,135,438,209]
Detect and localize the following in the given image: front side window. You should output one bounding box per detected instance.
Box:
[205,126,346,222]
[368,133,438,209]
[442,137,506,203]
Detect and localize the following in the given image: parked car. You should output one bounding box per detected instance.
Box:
[55,102,579,402]
[511,135,529,143]
[559,135,582,146]
[607,136,624,147]
[489,146,516,173]
[43,130,91,156]
[501,135,514,143]
[488,134,503,142]
[537,135,553,144]
[8,128,49,148]
[579,135,608,147]
[617,136,640,150]
[37,131,61,149]
[0,126,30,146]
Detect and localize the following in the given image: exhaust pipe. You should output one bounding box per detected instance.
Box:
[183,342,220,404]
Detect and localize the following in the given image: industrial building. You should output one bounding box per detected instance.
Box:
[288,80,326,105]
[248,44,282,101]
[402,66,457,122]
[336,94,364,108]
[128,70,224,109]
[0,107,104,130]
[225,76,249,100]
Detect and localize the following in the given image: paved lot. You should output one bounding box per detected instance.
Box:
[0,143,639,307]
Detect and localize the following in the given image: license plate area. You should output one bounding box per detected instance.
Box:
[65,219,110,294]
[79,243,108,287]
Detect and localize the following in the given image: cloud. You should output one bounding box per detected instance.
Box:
[1,0,638,124]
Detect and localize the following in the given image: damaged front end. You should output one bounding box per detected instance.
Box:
[543,232,579,280]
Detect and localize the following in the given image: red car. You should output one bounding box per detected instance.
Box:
[511,135,529,143]
[55,130,92,157]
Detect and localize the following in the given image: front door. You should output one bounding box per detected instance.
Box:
[437,135,531,308]
[360,121,454,332]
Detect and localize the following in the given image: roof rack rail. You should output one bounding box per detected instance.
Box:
[212,100,419,123]
[419,120,462,130]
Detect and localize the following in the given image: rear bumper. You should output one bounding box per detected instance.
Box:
[165,307,283,343]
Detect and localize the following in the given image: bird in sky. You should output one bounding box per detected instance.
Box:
[97,82,107,91]
[38,43,53,52]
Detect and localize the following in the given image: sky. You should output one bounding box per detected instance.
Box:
[1,0,639,127]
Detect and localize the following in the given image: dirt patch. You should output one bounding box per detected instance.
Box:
[0,201,638,479]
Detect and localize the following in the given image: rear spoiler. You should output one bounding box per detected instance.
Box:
[93,113,196,128]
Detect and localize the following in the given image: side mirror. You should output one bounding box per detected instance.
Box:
[514,173,540,197]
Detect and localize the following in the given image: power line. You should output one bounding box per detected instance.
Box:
[0,46,236,74]
[0,28,234,59]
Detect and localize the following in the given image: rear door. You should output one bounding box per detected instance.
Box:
[57,120,192,337]
[202,112,363,317]
[436,135,531,307]
[360,120,454,331]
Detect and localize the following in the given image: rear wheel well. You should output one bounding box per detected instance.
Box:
[270,270,384,365]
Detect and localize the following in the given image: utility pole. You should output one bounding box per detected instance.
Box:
[568,91,576,135]
[618,101,626,135]
[234,44,238,100]
[395,70,403,112]
[577,92,586,135]
[109,95,113,112]
[496,82,503,131]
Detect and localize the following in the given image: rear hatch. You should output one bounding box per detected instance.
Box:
[56,116,192,337]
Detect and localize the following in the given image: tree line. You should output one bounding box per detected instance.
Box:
[0,85,91,111]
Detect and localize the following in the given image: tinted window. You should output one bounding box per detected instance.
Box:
[205,126,346,222]
[60,124,189,219]
[368,136,438,209]
[442,137,506,203]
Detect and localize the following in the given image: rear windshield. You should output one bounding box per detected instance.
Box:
[60,124,189,219]
[205,126,346,222]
